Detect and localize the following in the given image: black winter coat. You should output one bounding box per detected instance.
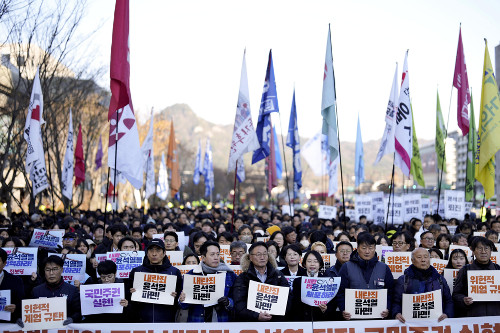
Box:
[0,271,25,323]
[291,273,336,321]
[32,279,81,322]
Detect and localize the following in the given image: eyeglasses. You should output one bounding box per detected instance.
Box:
[251,252,268,257]
[475,247,491,253]
[165,239,176,243]
[392,242,406,246]
[63,238,75,241]
[337,250,352,254]
[44,267,61,273]
[422,237,435,241]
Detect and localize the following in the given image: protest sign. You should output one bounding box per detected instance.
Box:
[430,258,447,274]
[443,268,459,290]
[256,237,270,243]
[491,253,500,265]
[95,253,108,263]
[22,297,66,330]
[375,245,393,261]
[384,196,404,224]
[421,198,431,220]
[300,277,340,306]
[368,192,385,224]
[165,251,183,266]
[284,276,299,290]
[345,289,387,319]
[473,232,486,237]
[177,265,198,275]
[247,280,289,316]
[464,202,473,216]
[131,272,176,305]
[3,247,37,276]
[320,254,336,271]
[444,190,465,220]
[355,195,373,221]
[447,225,458,235]
[56,254,86,283]
[345,209,356,222]
[468,270,500,301]
[28,229,63,249]
[177,232,189,251]
[183,273,226,305]
[281,205,293,216]
[403,194,421,221]
[318,205,337,220]
[80,283,124,315]
[228,265,242,276]
[385,252,411,278]
[219,244,232,264]
[0,290,10,321]
[107,251,145,279]
[402,290,442,320]
[449,245,472,261]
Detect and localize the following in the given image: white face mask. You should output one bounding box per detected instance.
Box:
[300,240,310,248]
[334,230,342,237]
[241,235,253,244]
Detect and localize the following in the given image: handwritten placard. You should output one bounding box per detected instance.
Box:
[247,280,289,316]
[131,272,176,305]
[345,289,387,319]
[80,283,124,315]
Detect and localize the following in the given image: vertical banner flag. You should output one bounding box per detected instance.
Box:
[131,272,176,305]
[321,25,339,163]
[95,135,103,170]
[300,277,340,306]
[182,273,226,305]
[236,157,245,183]
[74,124,85,187]
[108,0,143,189]
[465,95,476,201]
[436,91,447,172]
[228,51,259,173]
[402,290,442,321]
[355,115,364,188]
[394,51,412,176]
[475,41,500,199]
[80,283,124,315]
[253,50,280,164]
[24,68,49,196]
[156,152,168,200]
[375,64,398,165]
[141,111,155,199]
[266,119,278,194]
[167,121,181,198]
[453,26,470,136]
[301,133,328,177]
[193,140,201,185]
[203,138,214,198]
[273,126,283,179]
[247,280,289,316]
[22,297,66,330]
[286,90,302,198]
[410,107,425,187]
[345,289,388,319]
[61,108,74,200]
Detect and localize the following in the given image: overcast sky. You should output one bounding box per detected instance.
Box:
[79,0,500,143]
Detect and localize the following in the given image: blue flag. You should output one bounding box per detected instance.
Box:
[193,140,201,185]
[273,126,282,179]
[203,139,214,198]
[286,90,302,198]
[252,50,279,164]
[355,115,365,188]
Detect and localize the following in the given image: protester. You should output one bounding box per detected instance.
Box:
[445,249,469,270]
[328,241,353,277]
[230,241,247,265]
[419,231,435,249]
[182,254,200,265]
[94,224,127,254]
[0,248,25,323]
[391,231,412,252]
[280,244,306,277]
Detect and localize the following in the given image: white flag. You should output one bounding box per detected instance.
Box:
[141,111,155,199]
[394,51,412,177]
[301,133,329,177]
[61,109,74,200]
[236,157,245,182]
[24,68,49,196]
[374,63,399,165]
[156,153,168,200]
[328,156,339,197]
[228,51,259,173]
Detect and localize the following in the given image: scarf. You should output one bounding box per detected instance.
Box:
[201,261,233,274]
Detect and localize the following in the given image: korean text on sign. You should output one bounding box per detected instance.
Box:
[402,290,442,320]
[468,270,500,301]
[345,289,387,319]
[80,283,124,316]
[385,252,411,279]
[3,247,37,276]
[22,297,66,330]
[247,280,289,316]
[28,229,63,249]
[300,277,340,306]
[183,273,226,305]
[131,272,176,305]
[0,290,11,321]
[107,251,145,279]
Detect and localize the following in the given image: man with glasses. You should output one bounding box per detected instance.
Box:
[452,237,500,316]
[233,241,291,321]
[163,231,194,257]
[328,241,353,277]
[62,232,78,248]
[419,231,435,249]
[391,231,412,252]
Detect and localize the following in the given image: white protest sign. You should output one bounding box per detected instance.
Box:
[403,194,421,221]
[385,252,412,278]
[107,251,145,279]
[385,196,404,224]
[444,190,465,220]
[95,253,108,263]
[368,192,385,225]
[0,290,11,321]
[318,205,337,220]
[256,237,270,243]
[22,297,66,330]
[28,229,63,249]
[430,258,448,275]
[281,205,293,216]
[131,272,176,305]
[165,251,183,266]
[402,290,442,321]
[3,247,37,276]
[355,195,373,221]
[443,268,459,290]
[464,202,473,216]
[449,245,473,261]
[447,226,458,235]
[228,265,242,276]
[56,253,86,283]
[177,265,198,275]
[300,277,340,306]
[219,244,232,264]
[421,198,431,220]
[183,273,226,305]
[491,253,500,265]
[345,289,387,319]
[80,283,124,315]
[345,209,356,222]
[468,270,500,301]
[375,245,393,261]
[247,280,289,316]
[320,253,337,271]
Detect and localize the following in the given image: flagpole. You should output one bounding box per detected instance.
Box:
[231,164,237,232]
[385,153,396,231]
[112,108,119,212]
[42,125,56,223]
[277,112,293,211]
[104,167,110,224]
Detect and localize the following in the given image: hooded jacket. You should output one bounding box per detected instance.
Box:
[232,253,292,321]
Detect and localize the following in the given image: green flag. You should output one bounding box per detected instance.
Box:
[465,94,476,201]
[435,91,447,173]
[411,105,425,187]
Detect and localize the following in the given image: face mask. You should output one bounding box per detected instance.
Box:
[334,230,342,237]
[241,235,253,244]
[300,240,310,248]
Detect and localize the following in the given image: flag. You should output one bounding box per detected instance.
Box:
[252,50,279,164]
[465,94,476,201]
[266,120,278,194]
[453,26,470,136]
[74,123,85,187]
[286,90,302,198]
[24,68,49,196]
[141,111,155,199]
[108,0,143,189]
[328,157,339,197]
[394,51,412,177]
[410,106,425,187]
[193,140,202,185]
[354,115,364,188]
[203,138,214,198]
[236,157,245,183]
[435,91,447,172]
[475,41,500,199]
[321,25,339,163]
[301,133,328,177]
[228,51,260,172]
[167,121,181,198]
[374,63,398,165]
[273,126,282,179]
[156,153,168,200]
[61,109,74,200]
[95,135,103,170]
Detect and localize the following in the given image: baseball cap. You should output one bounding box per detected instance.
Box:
[146,239,165,251]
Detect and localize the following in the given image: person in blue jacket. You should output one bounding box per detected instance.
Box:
[178,241,236,322]
[392,248,453,323]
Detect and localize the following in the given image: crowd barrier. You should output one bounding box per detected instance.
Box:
[1,316,500,333]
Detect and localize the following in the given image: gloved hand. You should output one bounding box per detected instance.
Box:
[16,318,24,328]
[63,318,73,326]
[217,296,230,308]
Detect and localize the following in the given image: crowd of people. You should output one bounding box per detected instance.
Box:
[0,204,499,324]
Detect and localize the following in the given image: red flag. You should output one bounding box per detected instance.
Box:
[74,124,85,186]
[266,120,278,195]
[107,180,116,198]
[453,27,470,136]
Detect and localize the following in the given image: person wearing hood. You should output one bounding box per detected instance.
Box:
[127,239,182,322]
[232,241,292,321]
[393,248,453,323]
[337,232,394,320]
[178,241,237,322]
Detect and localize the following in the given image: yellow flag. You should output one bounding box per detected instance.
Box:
[475,41,500,199]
